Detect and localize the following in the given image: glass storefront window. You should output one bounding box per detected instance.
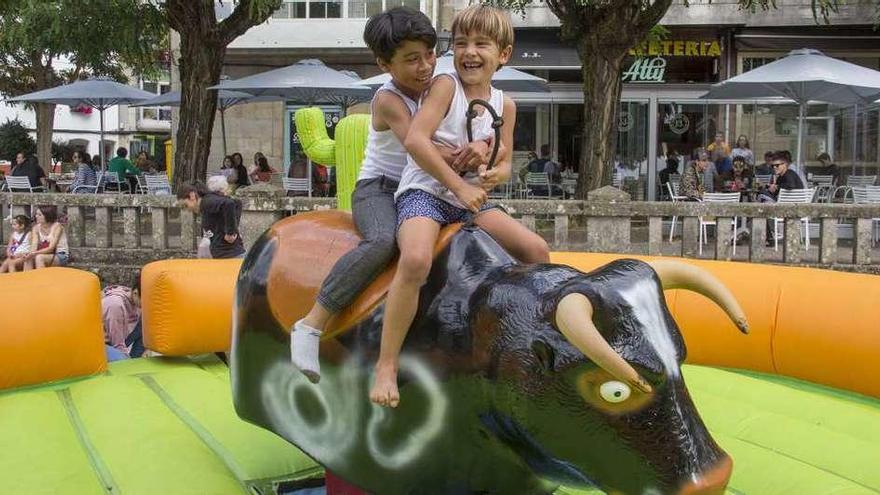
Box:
[348,0,382,18]
[513,105,537,153]
[309,0,341,18]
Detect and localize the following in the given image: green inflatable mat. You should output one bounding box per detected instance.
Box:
[0,355,321,495]
[2,359,878,494]
[558,365,880,495]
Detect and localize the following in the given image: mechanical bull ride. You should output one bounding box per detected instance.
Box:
[231,211,749,495]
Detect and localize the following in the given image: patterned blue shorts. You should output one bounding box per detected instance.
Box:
[396,189,494,227]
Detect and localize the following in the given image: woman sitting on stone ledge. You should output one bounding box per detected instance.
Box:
[23,205,69,269]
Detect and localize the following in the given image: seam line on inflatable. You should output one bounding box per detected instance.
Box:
[769,285,783,374]
[57,389,119,494]
[736,436,879,492]
[139,375,251,491]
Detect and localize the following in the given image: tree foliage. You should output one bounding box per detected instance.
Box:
[0,0,166,167]
[0,118,36,162]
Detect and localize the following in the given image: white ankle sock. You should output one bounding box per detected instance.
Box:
[290,319,322,383]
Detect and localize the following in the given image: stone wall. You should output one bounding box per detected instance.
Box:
[3,188,880,286]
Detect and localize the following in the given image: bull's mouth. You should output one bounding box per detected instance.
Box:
[677,455,733,495]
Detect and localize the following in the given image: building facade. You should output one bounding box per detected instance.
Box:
[186,0,879,199]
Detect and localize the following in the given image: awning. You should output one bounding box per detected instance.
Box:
[735,26,880,51]
[510,29,581,70]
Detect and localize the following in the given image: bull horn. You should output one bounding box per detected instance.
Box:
[555,293,652,393]
[647,260,749,334]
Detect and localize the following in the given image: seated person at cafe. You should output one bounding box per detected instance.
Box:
[658,156,679,185]
[10,154,46,190]
[680,150,710,201]
[718,156,753,192]
[69,151,97,193]
[758,151,804,202]
[811,152,840,184]
[108,147,140,191]
[755,151,774,176]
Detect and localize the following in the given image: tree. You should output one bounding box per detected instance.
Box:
[489,0,846,197]
[0,118,36,162]
[0,1,166,171]
[166,0,282,187]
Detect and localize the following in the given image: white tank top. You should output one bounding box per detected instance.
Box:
[395,73,504,209]
[357,81,418,183]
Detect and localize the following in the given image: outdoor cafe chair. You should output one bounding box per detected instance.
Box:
[134,174,148,194]
[852,186,880,245]
[525,172,561,199]
[698,192,741,256]
[70,172,103,194]
[144,174,172,195]
[773,188,816,252]
[4,176,44,193]
[102,171,131,195]
[831,175,876,204]
[810,174,836,202]
[282,177,311,197]
[754,174,773,187]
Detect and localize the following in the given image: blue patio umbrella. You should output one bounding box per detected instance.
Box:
[6,78,156,169]
[702,49,880,168]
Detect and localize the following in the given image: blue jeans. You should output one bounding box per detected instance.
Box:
[105,345,129,362]
[316,176,400,313]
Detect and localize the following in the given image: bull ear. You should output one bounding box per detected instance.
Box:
[531,339,556,373]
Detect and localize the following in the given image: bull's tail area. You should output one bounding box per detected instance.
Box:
[647,260,749,334]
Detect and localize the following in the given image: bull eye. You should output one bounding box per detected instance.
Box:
[598,381,631,403]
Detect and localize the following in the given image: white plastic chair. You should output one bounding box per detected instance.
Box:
[773,188,816,252]
[852,186,880,245]
[282,177,311,197]
[810,174,835,202]
[4,176,44,193]
[699,192,741,255]
[70,172,103,194]
[525,172,560,199]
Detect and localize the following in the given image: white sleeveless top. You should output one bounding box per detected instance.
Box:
[395,73,504,209]
[357,80,418,183]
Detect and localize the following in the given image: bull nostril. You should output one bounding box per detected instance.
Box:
[677,455,733,495]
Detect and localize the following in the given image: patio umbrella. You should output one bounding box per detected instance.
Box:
[210,59,373,109]
[6,78,156,170]
[702,49,880,167]
[358,52,550,93]
[131,89,255,156]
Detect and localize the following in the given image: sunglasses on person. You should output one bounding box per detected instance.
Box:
[771,161,786,167]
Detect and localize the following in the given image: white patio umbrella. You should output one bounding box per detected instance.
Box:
[702,49,880,167]
[131,89,256,157]
[6,78,156,170]
[210,59,373,109]
[358,52,550,93]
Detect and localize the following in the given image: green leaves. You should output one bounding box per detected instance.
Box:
[0,0,166,98]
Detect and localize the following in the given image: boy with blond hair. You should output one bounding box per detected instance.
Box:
[370,5,550,407]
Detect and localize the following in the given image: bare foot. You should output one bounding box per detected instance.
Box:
[369,363,400,408]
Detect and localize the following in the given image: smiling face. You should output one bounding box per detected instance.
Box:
[452,31,511,88]
[379,39,436,98]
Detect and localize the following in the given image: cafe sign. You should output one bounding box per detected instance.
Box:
[622,57,666,83]
[629,40,721,58]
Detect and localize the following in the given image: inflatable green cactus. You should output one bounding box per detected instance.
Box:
[294,107,370,211]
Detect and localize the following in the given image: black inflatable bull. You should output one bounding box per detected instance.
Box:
[231,212,748,494]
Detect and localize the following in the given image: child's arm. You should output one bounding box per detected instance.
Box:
[5,236,13,257]
[374,91,487,172]
[479,96,517,192]
[404,77,486,212]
